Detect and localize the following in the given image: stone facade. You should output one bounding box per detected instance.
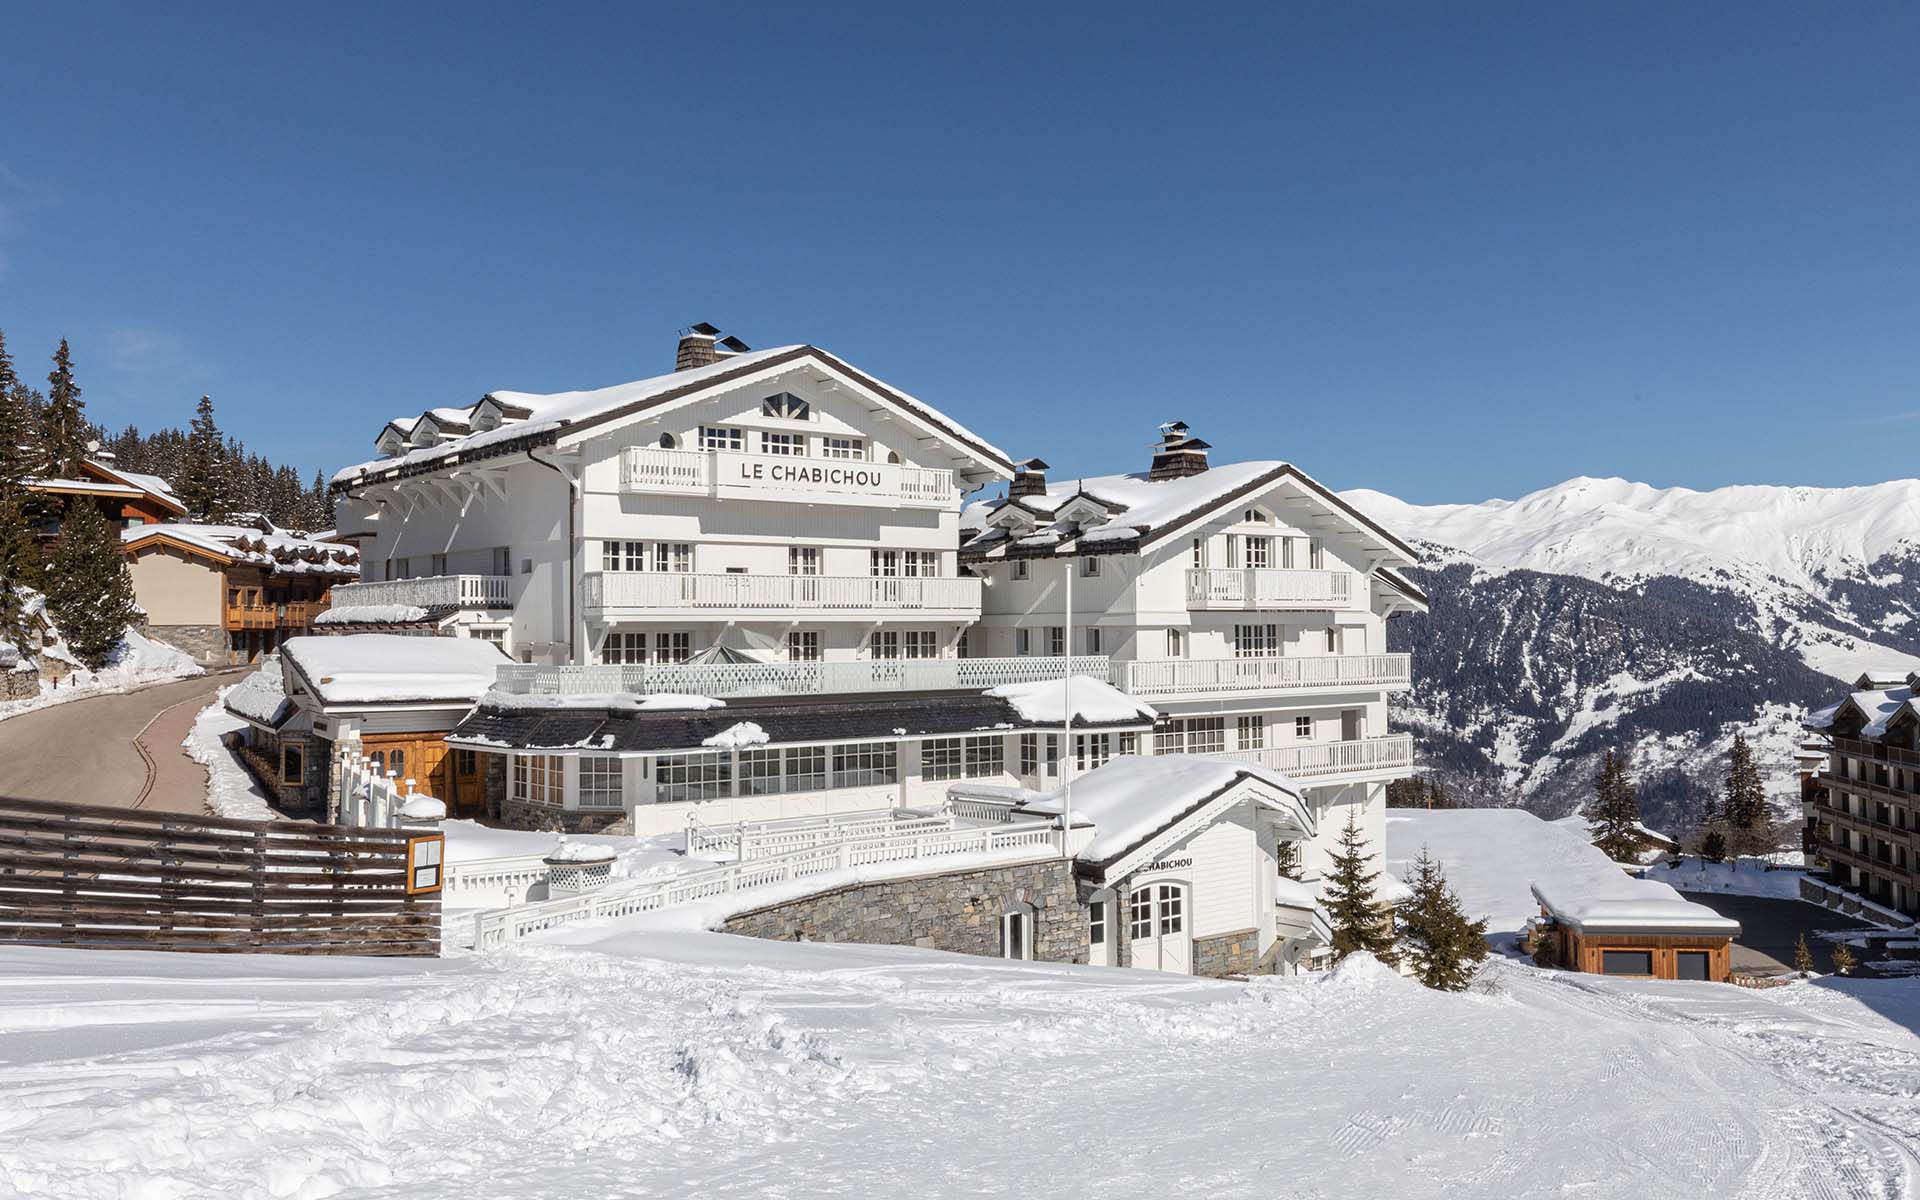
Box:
[146,624,229,667]
[1,667,37,702]
[724,859,1084,963]
[1193,928,1262,978]
[495,797,627,834]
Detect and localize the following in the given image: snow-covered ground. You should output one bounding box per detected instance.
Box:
[0,626,201,723]
[1645,859,1810,901]
[0,931,1915,1198]
[184,687,277,820]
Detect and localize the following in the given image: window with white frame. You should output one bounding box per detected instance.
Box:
[761,431,804,456]
[1191,538,1207,569]
[869,550,899,577]
[1128,887,1154,940]
[1016,628,1031,656]
[1047,626,1065,657]
[653,753,731,803]
[472,627,506,649]
[788,546,821,576]
[787,630,821,661]
[1243,508,1270,524]
[761,392,810,420]
[603,541,640,572]
[1166,628,1185,658]
[740,749,782,796]
[784,746,827,792]
[1237,715,1266,750]
[1086,627,1103,655]
[1246,536,1272,569]
[654,543,691,573]
[1019,733,1039,776]
[832,742,896,788]
[1155,717,1225,756]
[1000,909,1031,960]
[1118,731,1139,756]
[512,755,563,807]
[1082,555,1100,577]
[1075,732,1114,772]
[699,426,744,451]
[603,633,648,665]
[1295,715,1314,739]
[1309,539,1325,569]
[904,630,937,659]
[579,757,624,808]
[821,436,866,460]
[1282,537,1296,569]
[1089,900,1107,948]
[904,550,939,577]
[871,631,900,660]
[431,553,448,576]
[922,736,1004,781]
[1010,558,1029,581]
[1325,627,1340,653]
[1235,623,1279,657]
[653,631,692,663]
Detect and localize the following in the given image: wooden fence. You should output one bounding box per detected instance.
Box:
[0,795,441,956]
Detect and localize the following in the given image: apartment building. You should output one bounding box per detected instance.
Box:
[327,329,1423,905]
[1806,671,1920,917]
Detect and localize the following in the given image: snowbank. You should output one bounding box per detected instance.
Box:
[984,675,1157,725]
[182,689,275,821]
[702,720,768,749]
[1645,859,1809,901]
[313,603,432,625]
[0,625,202,723]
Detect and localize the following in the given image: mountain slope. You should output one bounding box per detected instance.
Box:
[1341,477,1920,832]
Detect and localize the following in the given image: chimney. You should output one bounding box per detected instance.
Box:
[1009,457,1051,499]
[1148,421,1211,481]
[675,322,724,371]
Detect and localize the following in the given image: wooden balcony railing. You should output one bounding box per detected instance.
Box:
[223,604,276,631]
[279,600,329,628]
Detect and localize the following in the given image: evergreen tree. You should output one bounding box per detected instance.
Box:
[1721,732,1775,864]
[177,395,231,522]
[1527,918,1559,967]
[39,339,90,478]
[1830,942,1859,976]
[43,496,136,669]
[1792,932,1815,977]
[1323,811,1398,964]
[1275,838,1302,881]
[1587,750,1643,862]
[0,330,33,499]
[0,497,42,647]
[1397,847,1490,991]
[1697,828,1727,864]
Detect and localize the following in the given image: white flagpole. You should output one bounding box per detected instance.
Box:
[1061,555,1074,857]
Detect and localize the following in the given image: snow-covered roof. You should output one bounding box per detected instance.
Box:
[1385,809,1738,938]
[1012,754,1309,868]
[313,604,433,626]
[122,523,360,576]
[332,345,1013,489]
[982,676,1157,727]
[224,663,293,728]
[1549,813,1677,850]
[475,689,726,713]
[281,634,508,706]
[1806,682,1917,739]
[961,458,1420,569]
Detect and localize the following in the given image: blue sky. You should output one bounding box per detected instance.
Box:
[2,3,1915,504]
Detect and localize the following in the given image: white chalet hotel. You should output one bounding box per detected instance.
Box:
[329,325,1424,892]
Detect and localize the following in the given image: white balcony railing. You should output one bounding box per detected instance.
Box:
[328,574,511,609]
[1206,733,1415,781]
[620,446,955,507]
[1185,568,1355,610]
[1123,653,1411,698]
[495,655,1112,700]
[583,571,982,615]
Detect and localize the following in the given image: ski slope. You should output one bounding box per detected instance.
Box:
[0,928,1915,1198]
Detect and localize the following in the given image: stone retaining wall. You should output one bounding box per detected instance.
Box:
[1193,928,1261,977]
[146,624,228,667]
[724,858,1083,963]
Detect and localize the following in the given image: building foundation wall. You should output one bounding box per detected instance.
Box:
[144,624,228,667]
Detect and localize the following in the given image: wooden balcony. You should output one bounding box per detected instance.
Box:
[1122,653,1411,698]
[583,571,982,620]
[1184,568,1357,611]
[279,600,329,629]
[223,604,276,631]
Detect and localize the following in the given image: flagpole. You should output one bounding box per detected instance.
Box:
[1061,555,1073,858]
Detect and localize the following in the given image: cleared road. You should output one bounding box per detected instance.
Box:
[0,672,240,812]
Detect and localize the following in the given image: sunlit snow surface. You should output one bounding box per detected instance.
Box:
[0,929,1916,1198]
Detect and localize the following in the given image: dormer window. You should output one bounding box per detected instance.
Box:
[761,392,810,421]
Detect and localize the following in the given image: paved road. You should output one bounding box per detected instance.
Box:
[1678,890,1881,975]
[0,672,242,813]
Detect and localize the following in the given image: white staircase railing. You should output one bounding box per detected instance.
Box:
[468,818,1062,950]
[335,754,443,828]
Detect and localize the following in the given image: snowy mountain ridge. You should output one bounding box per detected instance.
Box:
[1335,475,1920,831]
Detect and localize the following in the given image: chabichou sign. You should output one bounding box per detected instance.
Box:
[733,459,890,493]
[1142,856,1193,873]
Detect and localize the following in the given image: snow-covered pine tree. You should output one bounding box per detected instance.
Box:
[1275,838,1302,881]
[1792,933,1815,977]
[0,330,31,500]
[39,339,90,479]
[1397,847,1490,990]
[1587,750,1643,862]
[307,470,334,530]
[1324,810,1398,964]
[43,495,136,669]
[177,395,231,522]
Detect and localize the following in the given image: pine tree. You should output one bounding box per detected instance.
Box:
[43,496,136,669]
[0,497,42,648]
[1276,838,1302,881]
[1587,750,1643,863]
[1323,811,1398,964]
[1722,732,1775,865]
[0,331,32,500]
[39,340,90,478]
[1397,847,1490,990]
[1698,828,1727,864]
[176,395,231,522]
[1830,942,1858,976]
[1792,933,1815,977]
